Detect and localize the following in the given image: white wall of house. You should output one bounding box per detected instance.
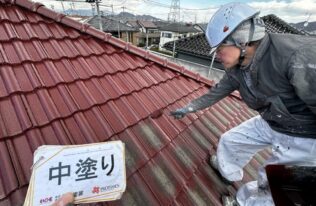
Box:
[140,27,158,34]
[140,26,146,33]
[159,31,197,50]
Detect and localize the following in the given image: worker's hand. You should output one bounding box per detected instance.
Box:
[51,192,74,206]
[170,108,188,119]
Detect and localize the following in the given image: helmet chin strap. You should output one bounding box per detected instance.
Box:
[233,17,256,66]
[238,45,247,65]
[231,39,247,66]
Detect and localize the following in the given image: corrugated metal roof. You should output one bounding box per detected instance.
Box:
[0,1,269,205]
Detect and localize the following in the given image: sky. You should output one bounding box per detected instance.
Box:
[32,0,316,24]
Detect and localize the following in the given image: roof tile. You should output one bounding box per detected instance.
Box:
[25,92,49,125]
[186,167,223,205]
[48,87,72,115]
[132,120,169,156]
[3,5,21,22]
[32,23,48,38]
[115,130,150,177]
[125,93,149,119]
[0,98,23,137]
[63,117,92,144]
[109,173,160,206]
[181,131,208,158]
[7,136,33,182]
[67,83,91,110]
[0,23,11,41]
[83,108,113,141]
[0,141,19,189]
[99,101,129,133]
[165,138,201,179]
[53,59,78,82]
[115,97,140,126]
[3,42,22,64]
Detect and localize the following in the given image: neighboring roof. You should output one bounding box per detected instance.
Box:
[194,23,208,32]
[262,14,306,34]
[68,15,91,23]
[0,1,268,205]
[291,21,316,33]
[160,23,200,33]
[163,14,306,59]
[138,20,157,29]
[153,20,170,29]
[126,20,141,29]
[126,20,170,31]
[87,15,138,32]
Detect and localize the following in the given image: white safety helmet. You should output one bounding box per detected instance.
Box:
[206,2,265,55]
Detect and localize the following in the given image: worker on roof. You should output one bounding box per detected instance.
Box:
[170,2,316,206]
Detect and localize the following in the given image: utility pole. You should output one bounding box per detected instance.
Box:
[71,1,75,11]
[169,0,180,57]
[56,0,103,31]
[91,3,95,16]
[69,2,73,15]
[117,6,126,40]
[96,0,103,31]
[60,1,65,13]
[121,6,126,13]
[146,30,149,49]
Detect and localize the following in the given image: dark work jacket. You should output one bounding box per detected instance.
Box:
[188,33,316,138]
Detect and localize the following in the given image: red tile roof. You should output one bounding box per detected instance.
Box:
[0,0,269,205]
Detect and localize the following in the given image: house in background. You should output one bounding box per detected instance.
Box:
[127,20,160,48]
[159,23,201,51]
[152,20,170,29]
[163,14,307,68]
[126,20,140,30]
[0,1,269,205]
[87,16,139,45]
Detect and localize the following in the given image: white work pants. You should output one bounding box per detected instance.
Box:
[217,115,316,206]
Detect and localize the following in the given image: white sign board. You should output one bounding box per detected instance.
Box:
[24,141,126,205]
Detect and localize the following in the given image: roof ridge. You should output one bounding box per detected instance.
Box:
[2,0,214,87]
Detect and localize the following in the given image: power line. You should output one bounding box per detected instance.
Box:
[142,0,215,11]
[99,0,127,7]
[143,0,170,8]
